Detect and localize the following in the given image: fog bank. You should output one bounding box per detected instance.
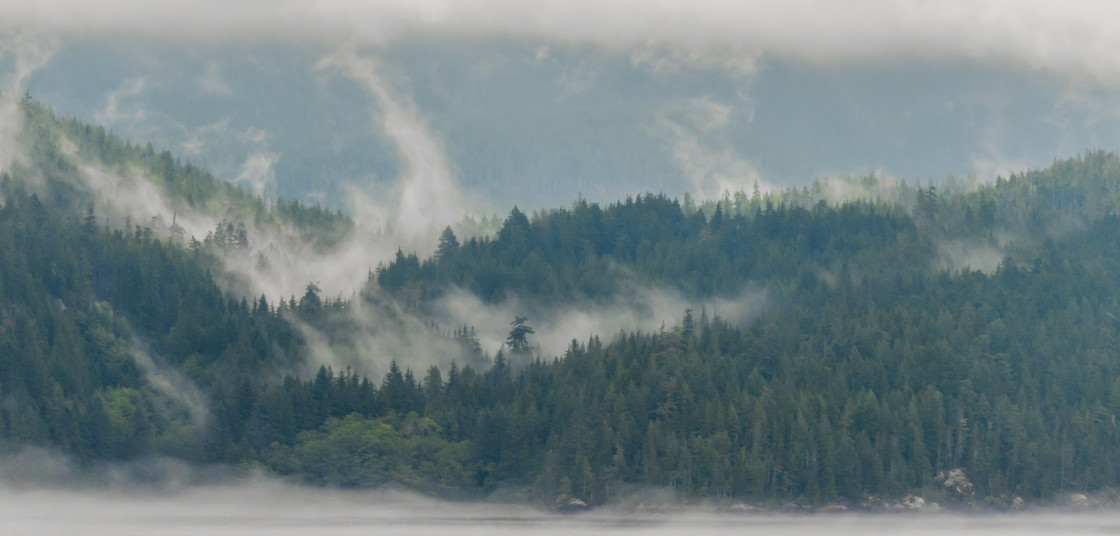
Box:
[3,477,1120,535]
[433,285,768,359]
[7,2,1120,87]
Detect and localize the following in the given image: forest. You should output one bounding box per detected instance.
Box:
[3,96,1120,509]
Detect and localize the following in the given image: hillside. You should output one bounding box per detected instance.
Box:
[4,95,1120,508]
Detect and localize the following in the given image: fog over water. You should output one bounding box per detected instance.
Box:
[2,483,1120,535]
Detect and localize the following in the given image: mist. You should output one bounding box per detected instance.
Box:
[34,148,384,302]
[431,284,768,360]
[0,94,18,178]
[25,95,457,304]
[288,297,475,381]
[317,47,474,253]
[6,4,1120,530]
[657,97,769,200]
[0,34,54,182]
[284,270,770,380]
[936,239,1005,274]
[79,164,218,237]
[4,467,1120,536]
[126,343,209,428]
[204,45,479,301]
[4,2,1120,88]
[0,31,57,96]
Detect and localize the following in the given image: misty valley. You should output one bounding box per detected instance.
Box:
[5,91,1120,516]
[9,33,1120,536]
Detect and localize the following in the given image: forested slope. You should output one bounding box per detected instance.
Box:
[4,95,1120,508]
[11,97,354,248]
[364,152,1120,505]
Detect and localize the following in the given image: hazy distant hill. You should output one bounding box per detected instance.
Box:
[23,37,1120,212]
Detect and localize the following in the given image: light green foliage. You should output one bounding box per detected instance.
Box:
[281,413,473,492]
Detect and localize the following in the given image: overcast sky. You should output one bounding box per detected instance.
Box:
[3,1,1119,85]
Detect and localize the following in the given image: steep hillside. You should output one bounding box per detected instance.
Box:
[5,94,1120,508]
[8,96,353,249]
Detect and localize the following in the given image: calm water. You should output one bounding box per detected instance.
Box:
[2,484,1118,535]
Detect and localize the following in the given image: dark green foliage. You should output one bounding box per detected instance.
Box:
[505,316,535,356]
[5,99,354,250]
[374,193,925,304]
[9,95,1120,506]
[0,191,307,463]
[357,150,1120,504]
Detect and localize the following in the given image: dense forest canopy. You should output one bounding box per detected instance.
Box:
[4,95,1120,508]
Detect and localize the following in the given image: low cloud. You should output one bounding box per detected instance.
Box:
[0,31,58,95]
[196,61,231,96]
[0,448,236,491]
[432,283,768,359]
[180,121,280,197]
[970,154,1035,184]
[630,44,760,81]
[555,60,598,95]
[810,173,912,207]
[94,77,148,127]
[936,239,1005,274]
[317,47,471,254]
[657,97,768,200]
[234,150,279,198]
[6,2,1120,87]
[2,470,1119,534]
[0,95,20,177]
[179,119,231,157]
[0,472,566,535]
[218,222,395,301]
[127,342,209,428]
[287,276,769,381]
[35,97,460,309]
[72,160,374,301]
[79,164,218,239]
[289,297,474,381]
[0,35,57,180]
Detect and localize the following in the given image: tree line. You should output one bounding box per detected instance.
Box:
[5,96,1120,507]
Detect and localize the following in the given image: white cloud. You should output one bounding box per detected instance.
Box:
[234,150,279,197]
[317,47,468,253]
[0,31,58,95]
[127,342,209,428]
[94,77,148,126]
[180,119,233,157]
[4,2,1120,85]
[970,154,1034,184]
[657,97,769,200]
[196,61,231,95]
[179,122,282,198]
[533,45,551,64]
[936,239,1004,274]
[555,60,597,94]
[0,95,19,176]
[432,283,767,359]
[630,44,760,80]
[78,164,218,239]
